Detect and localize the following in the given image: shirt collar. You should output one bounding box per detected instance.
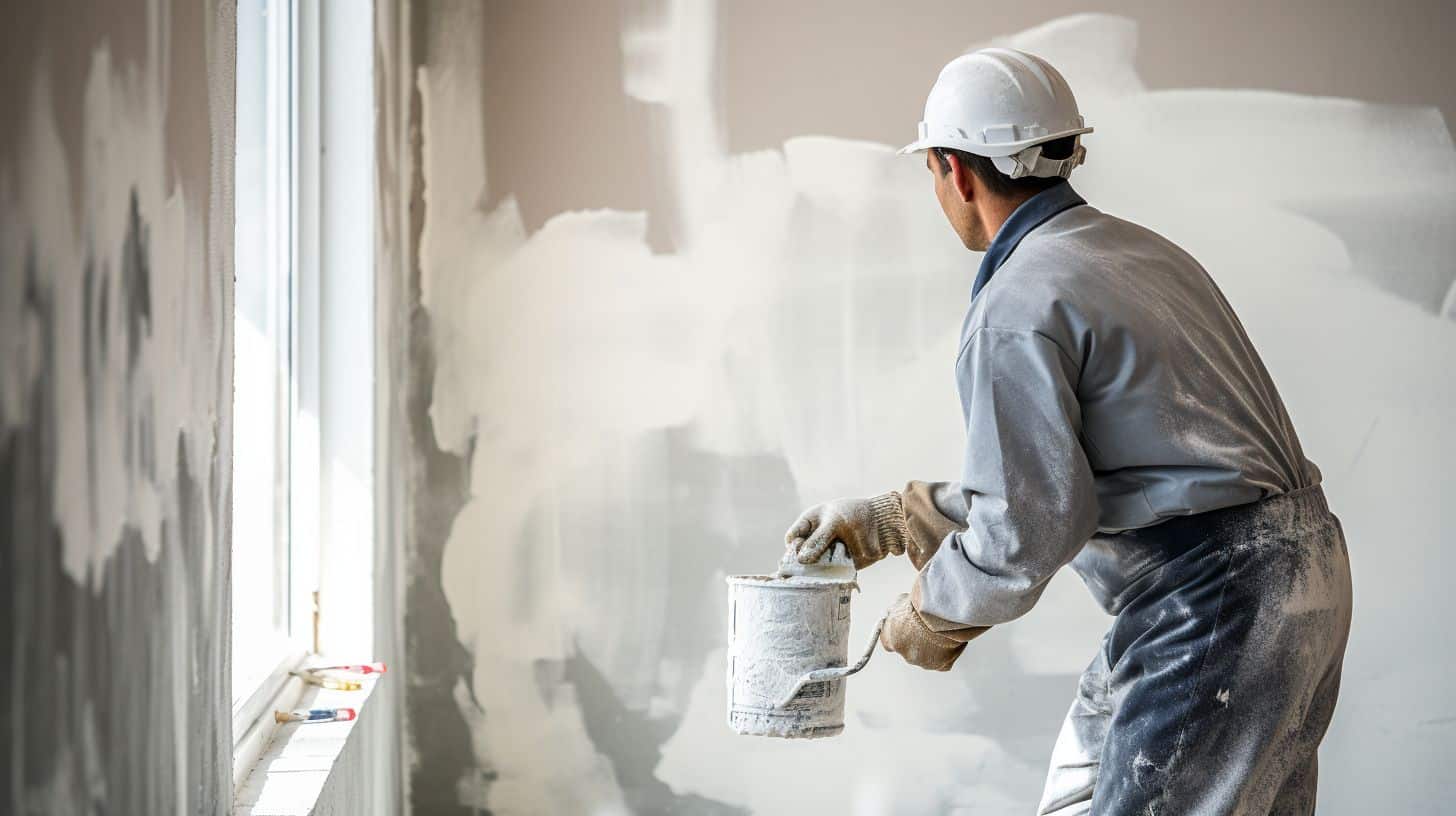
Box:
[971,181,1086,300]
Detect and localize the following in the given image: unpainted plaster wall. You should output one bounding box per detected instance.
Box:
[398,1,1456,814]
[0,1,236,813]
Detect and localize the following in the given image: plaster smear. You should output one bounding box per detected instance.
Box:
[0,16,218,591]
[420,8,1456,814]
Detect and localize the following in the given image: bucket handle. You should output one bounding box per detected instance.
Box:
[771,609,890,709]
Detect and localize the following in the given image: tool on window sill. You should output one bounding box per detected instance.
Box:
[274,707,357,724]
[312,661,387,675]
[290,670,362,691]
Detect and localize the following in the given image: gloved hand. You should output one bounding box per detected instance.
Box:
[784,492,910,571]
[879,593,968,672]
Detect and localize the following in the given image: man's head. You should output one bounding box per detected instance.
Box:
[898,48,1091,250]
[926,136,1076,251]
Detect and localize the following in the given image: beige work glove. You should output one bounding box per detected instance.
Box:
[784,492,910,571]
[879,593,970,672]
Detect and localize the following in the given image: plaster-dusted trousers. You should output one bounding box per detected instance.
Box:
[1038,485,1352,815]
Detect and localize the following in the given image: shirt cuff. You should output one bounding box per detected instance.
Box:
[867,490,909,558]
[911,574,993,643]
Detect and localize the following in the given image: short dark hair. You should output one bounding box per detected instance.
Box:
[931,135,1078,197]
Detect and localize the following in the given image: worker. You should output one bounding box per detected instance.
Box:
[784,48,1352,815]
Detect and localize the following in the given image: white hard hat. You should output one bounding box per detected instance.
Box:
[897,48,1092,180]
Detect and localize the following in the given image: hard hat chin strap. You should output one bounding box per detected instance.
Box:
[992,143,1087,180]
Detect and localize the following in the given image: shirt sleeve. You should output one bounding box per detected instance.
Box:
[913,327,1100,629]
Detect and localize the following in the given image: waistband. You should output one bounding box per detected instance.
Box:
[1072,484,1335,615]
[1123,483,1333,555]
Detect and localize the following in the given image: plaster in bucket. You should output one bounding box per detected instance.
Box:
[725,545,888,739]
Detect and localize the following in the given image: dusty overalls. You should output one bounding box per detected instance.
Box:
[1039,485,1353,814]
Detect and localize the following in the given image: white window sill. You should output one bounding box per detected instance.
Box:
[233,647,310,775]
[232,668,381,815]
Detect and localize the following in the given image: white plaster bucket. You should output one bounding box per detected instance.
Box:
[725,574,887,739]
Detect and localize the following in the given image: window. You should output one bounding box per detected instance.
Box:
[230,0,376,789]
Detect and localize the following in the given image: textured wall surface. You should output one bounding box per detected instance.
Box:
[0,1,236,813]
[373,0,424,811]
[399,2,1456,814]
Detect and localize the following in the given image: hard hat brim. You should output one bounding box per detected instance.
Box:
[895,139,935,156]
[897,126,1092,158]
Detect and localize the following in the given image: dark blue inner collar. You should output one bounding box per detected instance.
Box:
[972,181,1086,299]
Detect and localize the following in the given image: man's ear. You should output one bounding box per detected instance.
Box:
[948,152,975,204]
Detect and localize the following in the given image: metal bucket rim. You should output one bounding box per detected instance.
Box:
[725,573,858,589]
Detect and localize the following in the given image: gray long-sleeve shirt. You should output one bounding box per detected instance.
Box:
[911,183,1320,629]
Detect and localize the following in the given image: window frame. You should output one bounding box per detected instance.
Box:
[230,0,314,785]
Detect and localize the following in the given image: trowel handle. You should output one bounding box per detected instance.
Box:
[772,609,890,709]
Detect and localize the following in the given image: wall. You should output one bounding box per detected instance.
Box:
[398,1,1456,813]
[0,1,236,814]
